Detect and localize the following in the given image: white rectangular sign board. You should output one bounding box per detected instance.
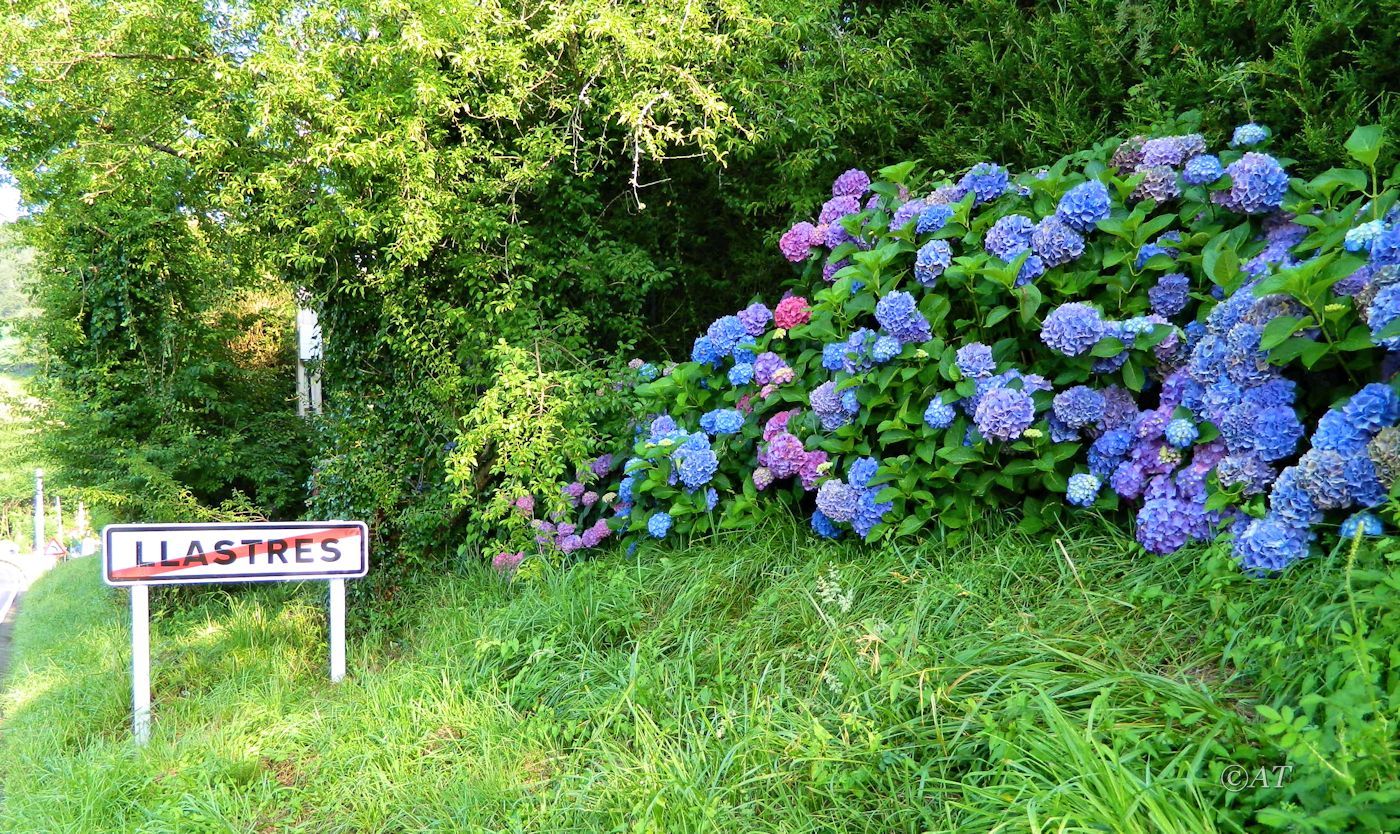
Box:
[103,521,368,586]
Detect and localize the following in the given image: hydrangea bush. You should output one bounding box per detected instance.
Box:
[507,118,1400,576]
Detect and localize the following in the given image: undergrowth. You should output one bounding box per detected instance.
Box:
[2,518,1397,832]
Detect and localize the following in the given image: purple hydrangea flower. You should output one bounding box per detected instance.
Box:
[832,168,871,198]
[1133,165,1181,203]
[816,480,861,522]
[1213,152,1288,215]
[1052,386,1105,429]
[737,302,772,336]
[974,387,1035,441]
[779,222,818,262]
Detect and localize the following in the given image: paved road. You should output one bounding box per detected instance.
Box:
[0,561,19,628]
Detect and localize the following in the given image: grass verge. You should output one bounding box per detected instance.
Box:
[1,519,1397,832]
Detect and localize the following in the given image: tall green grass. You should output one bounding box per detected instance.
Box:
[1,520,1394,832]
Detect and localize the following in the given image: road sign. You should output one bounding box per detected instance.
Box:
[103,521,367,586]
[102,520,369,745]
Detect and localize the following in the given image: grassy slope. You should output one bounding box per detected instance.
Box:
[0,520,1369,833]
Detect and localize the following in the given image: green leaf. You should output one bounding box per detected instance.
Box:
[1345,125,1385,168]
[1260,315,1304,350]
[1090,337,1125,357]
[1122,358,1144,391]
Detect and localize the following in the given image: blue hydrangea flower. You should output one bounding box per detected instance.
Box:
[1344,220,1387,253]
[1252,406,1304,462]
[706,315,748,356]
[959,162,1009,204]
[1030,215,1085,268]
[1182,154,1224,185]
[1296,449,1351,510]
[812,380,858,431]
[1041,303,1106,356]
[691,336,722,367]
[1368,282,1400,348]
[700,408,745,436]
[914,239,953,287]
[675,445,719,491]
[924,398,956,429]
[1067,473,1102,507]
[984,214,1035,261]
[1341,511,1384,538]
[875,291,931,344]
[1313,410,1370,455]
[810,509,842,539]
[917,204,954,235]
[1149,273,1191,316]
[1056,180,1111,232]
[1231,123,1269,148]
[821,343,846,373]
[1269,467,1322,526]
[705,487,719,511]
[1214,152,1288,215]
[1342,383,1400,434]
[647,512,673,539]
[1052,385,1105,429]
[974,387,1035,441]
[1165,418,1198,449]
[851,489,894,538]
[637,363,659,382]
[872,335,902,363]
[1233,515,1310,573]
[956,342,996,379]
[1136,497,1200,555]
[848,457,879,488]
[1371,227,1400,267]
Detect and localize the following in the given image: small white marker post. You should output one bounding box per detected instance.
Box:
[131,583,151,745]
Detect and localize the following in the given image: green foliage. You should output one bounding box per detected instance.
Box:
[8,0,1400,569]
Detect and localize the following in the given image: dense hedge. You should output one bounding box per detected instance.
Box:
[5,0,1400,573]
[500,118,1400,575]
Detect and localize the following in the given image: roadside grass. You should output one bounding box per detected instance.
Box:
[0,518,1392,832]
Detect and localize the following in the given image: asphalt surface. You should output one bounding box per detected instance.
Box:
[0,560,19,632]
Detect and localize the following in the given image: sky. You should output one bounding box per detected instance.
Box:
[0,183,19,223]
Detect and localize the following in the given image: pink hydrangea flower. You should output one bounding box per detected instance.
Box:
[513,494,535,516]
[492,551,524,575]
[779,222,818,262]
[774,295,811,329]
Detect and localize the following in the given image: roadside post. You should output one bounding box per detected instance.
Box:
[32,468,43,560]
[102,521,369,745]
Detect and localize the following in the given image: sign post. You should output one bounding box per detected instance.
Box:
[103,521,368,744]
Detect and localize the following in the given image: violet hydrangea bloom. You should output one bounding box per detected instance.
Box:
[779,222,817,262]
[832,168,871,198]
[1149,273,1191,316]
[737,302,772,336]
[815,480,860,522]
[1213,152,1288,215]
[1133,165,1181,203]
[974,387,1035,441]
[1052,386,1105,429]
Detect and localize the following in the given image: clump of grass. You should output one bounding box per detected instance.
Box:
[1,521,1393,832]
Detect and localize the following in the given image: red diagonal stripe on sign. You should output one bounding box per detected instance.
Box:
[110,527,358,581]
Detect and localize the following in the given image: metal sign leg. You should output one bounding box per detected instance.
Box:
[132,584,151,745]
[329,578,345,683]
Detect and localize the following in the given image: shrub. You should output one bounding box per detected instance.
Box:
[513,118,1400,575]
